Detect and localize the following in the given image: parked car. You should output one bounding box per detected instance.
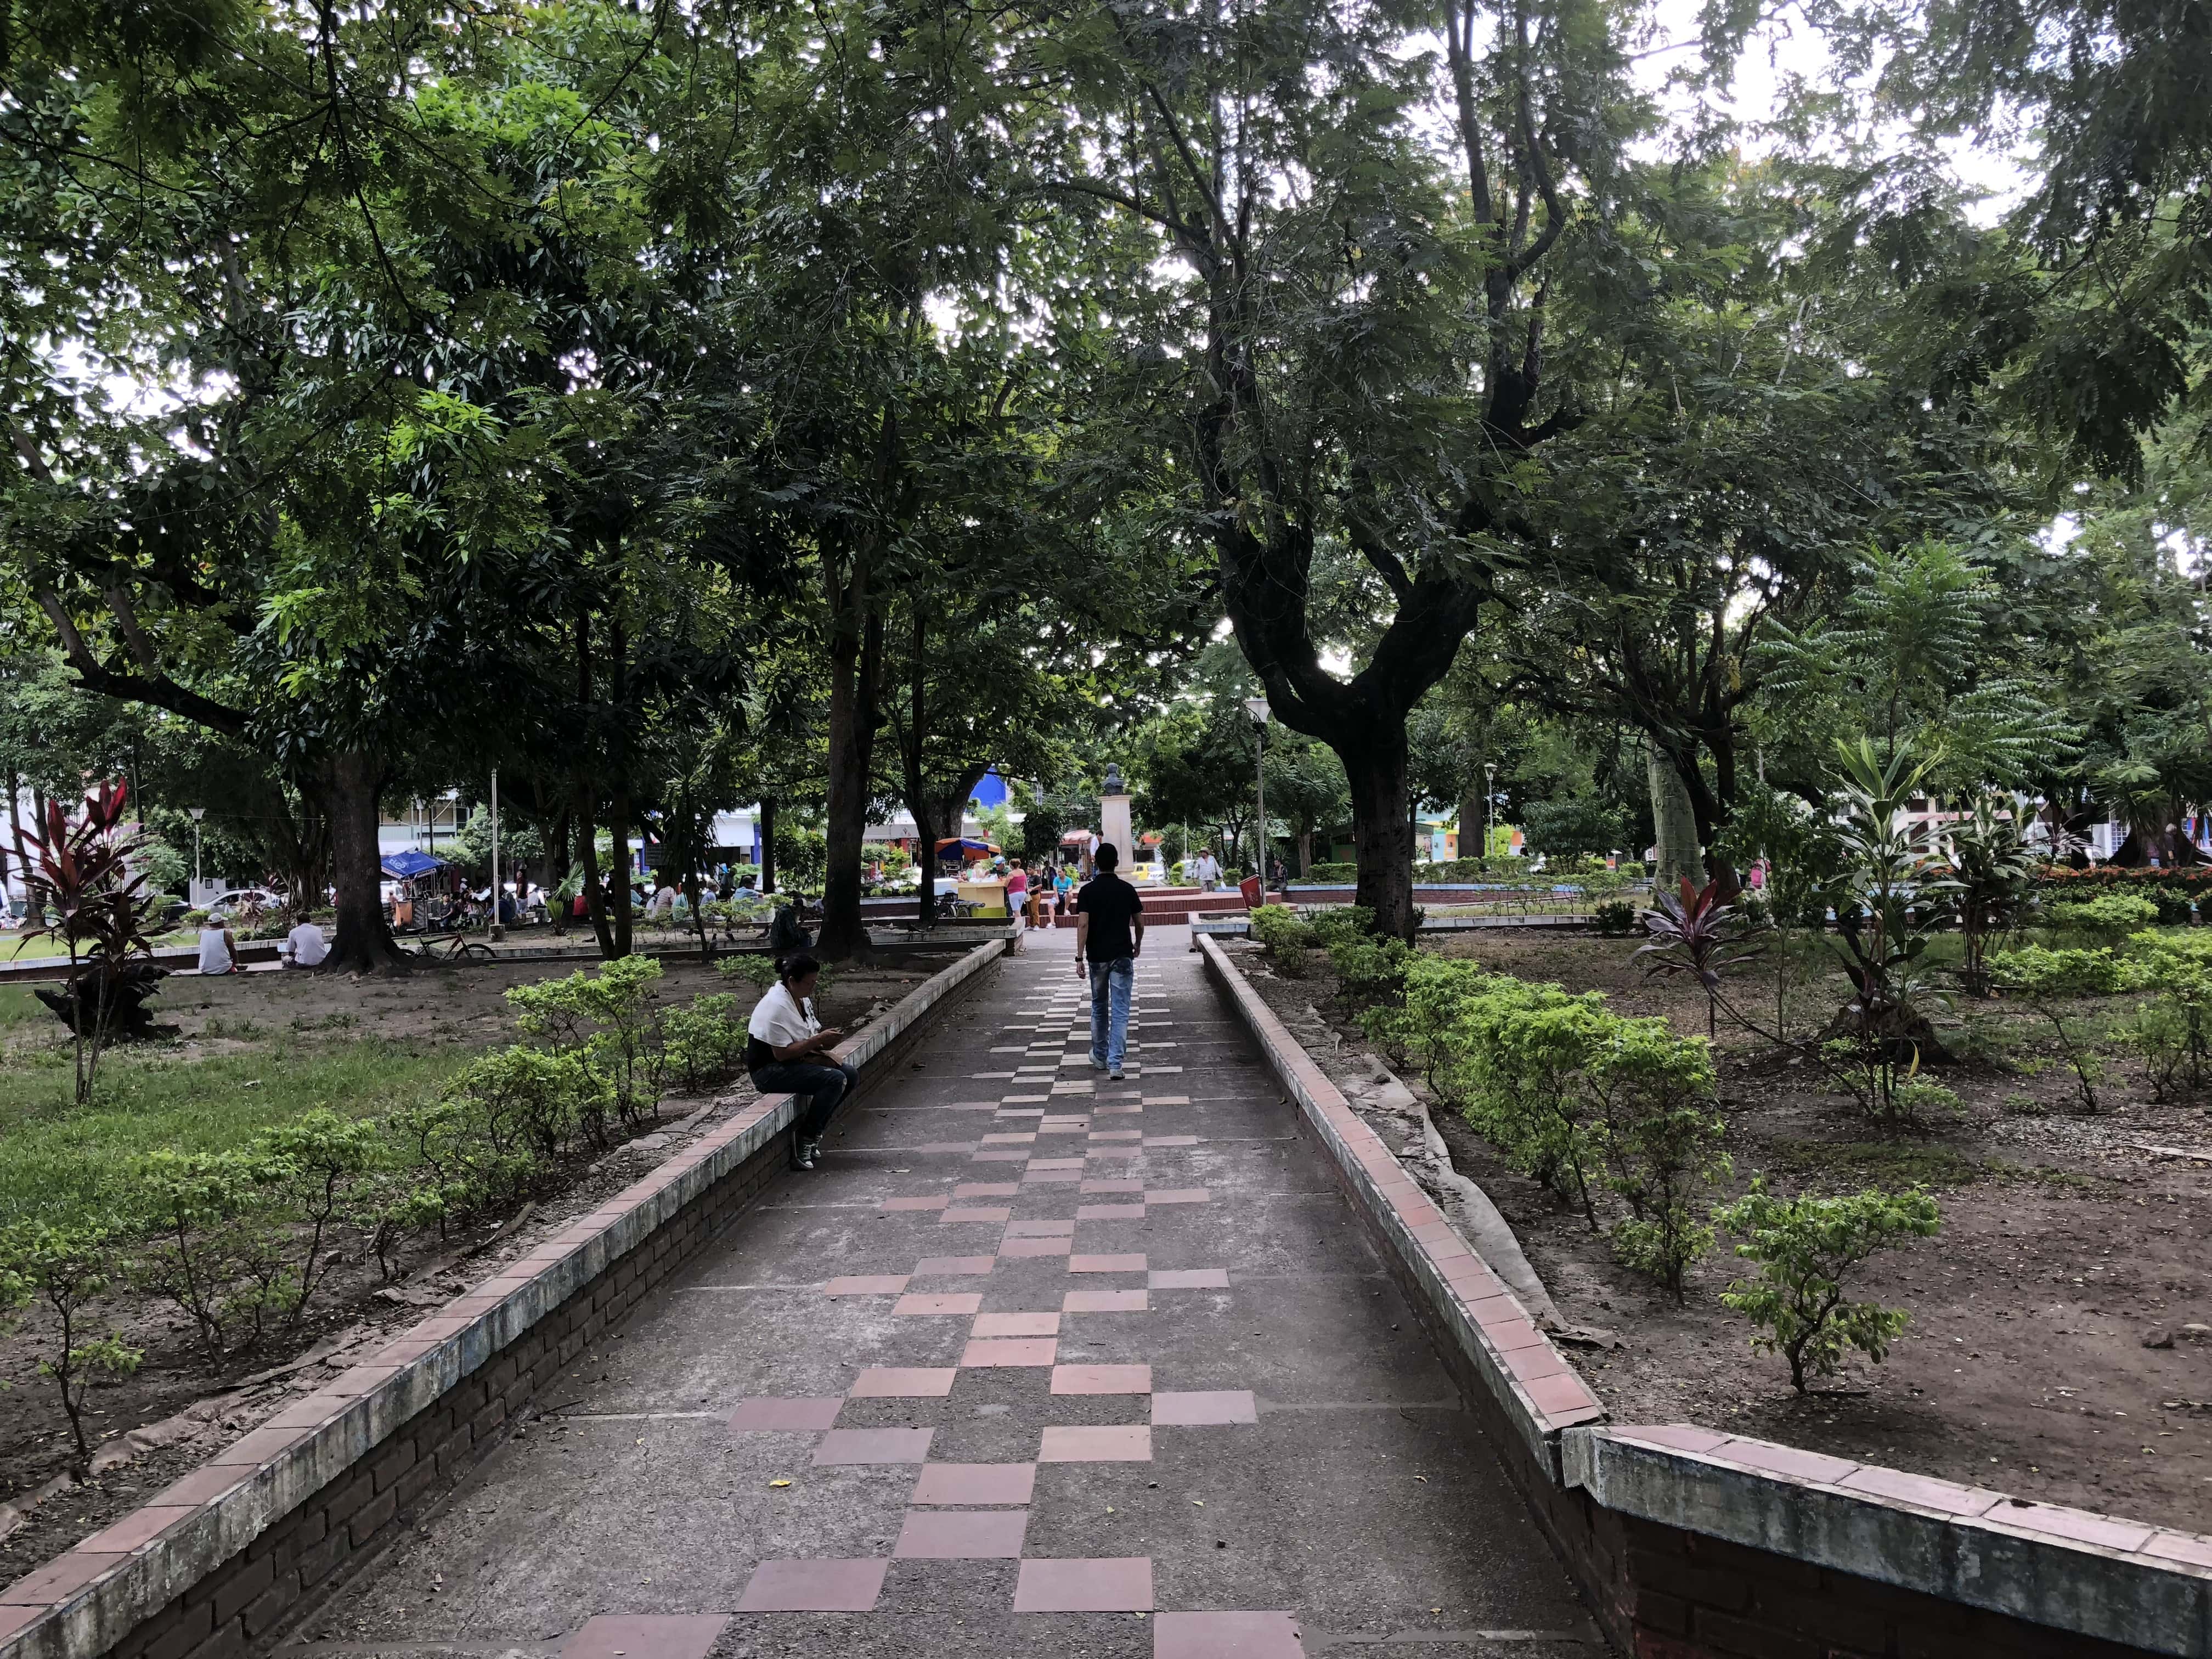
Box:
[207,887,283,918]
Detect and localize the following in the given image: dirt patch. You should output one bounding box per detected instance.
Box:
[0,949,964,1578]
[1232,930,2212,1535]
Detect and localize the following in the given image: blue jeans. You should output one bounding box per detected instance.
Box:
[752,1060,856,1141]
[1088,956,1135,1070]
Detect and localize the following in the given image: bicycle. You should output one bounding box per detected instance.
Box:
[408,932,496,963]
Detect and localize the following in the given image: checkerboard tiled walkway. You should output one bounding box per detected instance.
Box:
[306,929,1594,1658]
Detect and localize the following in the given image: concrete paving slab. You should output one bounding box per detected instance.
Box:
[299,934,1594,1657]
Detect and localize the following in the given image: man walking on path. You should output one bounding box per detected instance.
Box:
[1074,841,1144,1081]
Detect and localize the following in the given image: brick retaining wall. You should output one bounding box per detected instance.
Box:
[1196,935,2212,1659]
[0,939,1007,1659]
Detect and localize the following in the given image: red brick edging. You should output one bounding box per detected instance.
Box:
[1195,936,2212,1659]
[0,939,1009,1659]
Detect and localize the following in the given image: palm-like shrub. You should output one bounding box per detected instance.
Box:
[1634,877,1764,1039]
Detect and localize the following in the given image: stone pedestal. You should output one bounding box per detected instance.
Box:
[1099,793,1135,866]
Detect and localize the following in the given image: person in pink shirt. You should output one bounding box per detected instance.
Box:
[1005,858,1031,948]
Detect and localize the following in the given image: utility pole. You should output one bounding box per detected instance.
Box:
[190,807,205,898]
[1244,697,1271,889]
[490,769,503,941]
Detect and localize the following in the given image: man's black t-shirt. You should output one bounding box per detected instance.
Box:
[1075,873,1144,961]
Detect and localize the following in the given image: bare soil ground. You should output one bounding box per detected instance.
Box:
[1235,929,2212,1536]
[0,947,962,1579]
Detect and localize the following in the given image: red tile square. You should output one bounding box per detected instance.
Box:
[1039,1425,1152,1462]
[1069,1253,1147,1273]
[882,1196,950,1212]
[1079,1178,1143,1193]
[1142,1135,1199,1147]
[1013,1556,1153,1612]
[75,1506,194,1555]
[982,1132,1039,1144]
[1613,1424,1731,1456]
[1000,1237,1073,1259]
[972,1312,1059,1338]
[1153,1611,1302,1657]
[0,1551,123,1604]
[729,1396,844,1432]
[735,1558,888,1612]
[1063,1289,1149,1314]
[1090,1146,1143,1160]
[1088,1130,1143,1142]
[953,1182,1020,1198]
[972,1149,1031,1163]
[1028,1157,1087,1171]
[1152,1390,1258,1425]
[1835,1464,2003,1517]
[943,1206,1014,1224]
[1022,1170,1084,1184]
[893,1508,1030,1558]
[894,1293,983,1316]
[910,1463,1037,1506]
[825,1275,909,1296]
[1078,1204,1147,1221]
[912,1255,995,1276]
[562,1615,729,1659]
[812,1427,934,1465]
[1144,1188,1210,1205]
[1718,1438,1861,1486]
[1523,1373,1604,1420]
[1052,1364,1152,1395]
[1005,1218,1077,1238]
[1148,1268,1227,1289]
[962,1337,1058,1367]
[850,1367,957,1398]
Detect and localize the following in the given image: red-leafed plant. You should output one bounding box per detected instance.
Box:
[1634,876,1767,1039]
[24,781,166,1102]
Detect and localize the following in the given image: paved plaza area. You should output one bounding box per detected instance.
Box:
[291,930,1599,1658]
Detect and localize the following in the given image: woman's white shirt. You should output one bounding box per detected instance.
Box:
[747,981,820,1049]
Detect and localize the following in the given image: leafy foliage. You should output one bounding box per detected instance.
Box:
[1714,1180,1942,1391]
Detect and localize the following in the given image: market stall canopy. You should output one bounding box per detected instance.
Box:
[381,849,448,879]
[935,837,998,859]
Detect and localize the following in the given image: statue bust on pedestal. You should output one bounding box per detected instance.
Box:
[1099,764,1134,868]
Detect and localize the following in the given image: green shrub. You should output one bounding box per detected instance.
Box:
[1713,1179,1940,1391]
[1451,980,1613,1216]
[718,954,780,989]
[129,1150,294,1364]
[0,1220,141,1458]
[2118,931,2212,1096]
[1307,905,1376,949]
[662,993,749,1091]
[508,956,667,1125]
[249,1110,384,1321]
[2049,892,2160,946]
[1989,945,2124,1110]
[1589,1023,1728,1300]
[1302,862,1358,882]
[1328,933,1413,1007]
[1248,904,1314,960]
[1593,898,1638,936]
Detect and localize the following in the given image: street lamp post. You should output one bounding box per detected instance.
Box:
[490,769,503,941]
[1483,761,1497,864]
[189,808,206,899]
[1244,697,1271,889]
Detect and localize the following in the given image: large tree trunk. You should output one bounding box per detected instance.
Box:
[1341,726,1418,938]
[1647,746,1706,893]
[576,795,614,956]
[901,604,939,929]
[759,795,778,894]
[322,751,405,972]
[817,573,883,961]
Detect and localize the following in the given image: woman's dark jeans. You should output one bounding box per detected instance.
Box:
[753,1059,857,1141]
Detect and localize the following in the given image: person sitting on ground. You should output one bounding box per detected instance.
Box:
[282,917,328,969]
[746,952,851,1171]
[198,921,240,975]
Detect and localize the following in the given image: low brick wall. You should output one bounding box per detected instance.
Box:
[0,939,1007,1659]
[1197,935,2212,1659]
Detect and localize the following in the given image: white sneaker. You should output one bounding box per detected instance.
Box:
[1108,1068,1125,1082]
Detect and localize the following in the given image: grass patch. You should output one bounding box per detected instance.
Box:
[0,1036,472,1228]
[1753,1139,1989,1190]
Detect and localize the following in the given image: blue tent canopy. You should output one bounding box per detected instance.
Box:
[381,849,448,879]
